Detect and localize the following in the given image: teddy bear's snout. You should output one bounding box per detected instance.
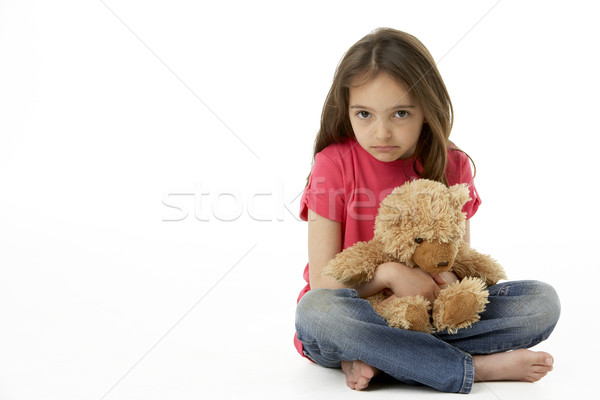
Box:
[412,240,458,274]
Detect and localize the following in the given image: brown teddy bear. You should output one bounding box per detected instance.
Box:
[322,179,507,334]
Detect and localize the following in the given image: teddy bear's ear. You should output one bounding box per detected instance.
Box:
[448,184,471,210]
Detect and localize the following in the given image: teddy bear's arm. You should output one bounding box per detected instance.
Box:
[322,240,392,285]
[452,241,507,286]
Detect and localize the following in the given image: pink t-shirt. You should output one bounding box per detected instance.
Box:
[294,139,481,357]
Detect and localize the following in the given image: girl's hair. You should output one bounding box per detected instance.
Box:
[311,27,471,186]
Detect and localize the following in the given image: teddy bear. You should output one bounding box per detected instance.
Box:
[322,179,506,334]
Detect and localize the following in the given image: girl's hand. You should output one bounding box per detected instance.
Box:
[434,271,459,289]
[377,262,441,305]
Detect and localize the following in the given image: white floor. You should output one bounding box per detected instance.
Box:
[1,1,599,399]
[0,226,594,400]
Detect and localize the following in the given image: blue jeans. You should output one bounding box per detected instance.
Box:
[295,280,560,393]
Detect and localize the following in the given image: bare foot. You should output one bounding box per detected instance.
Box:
[473,349,554,383]
[341,360,379,390]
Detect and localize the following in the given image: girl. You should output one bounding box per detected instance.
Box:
[294,28,560,393]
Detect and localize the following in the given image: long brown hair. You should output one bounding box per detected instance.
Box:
[310,28,470,185]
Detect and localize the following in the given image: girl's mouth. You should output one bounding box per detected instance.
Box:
[372,146,398,152]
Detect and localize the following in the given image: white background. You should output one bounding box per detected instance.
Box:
[1,1,598,399]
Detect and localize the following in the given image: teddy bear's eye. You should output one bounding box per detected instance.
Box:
[415,238,424,244]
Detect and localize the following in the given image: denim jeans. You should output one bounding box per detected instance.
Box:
[295,280,560,393]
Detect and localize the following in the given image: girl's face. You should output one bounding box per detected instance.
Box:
[348,73,425,162]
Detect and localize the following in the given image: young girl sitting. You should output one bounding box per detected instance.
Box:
[294,28,560,393]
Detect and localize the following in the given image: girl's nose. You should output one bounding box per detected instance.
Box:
[375,121,393,141]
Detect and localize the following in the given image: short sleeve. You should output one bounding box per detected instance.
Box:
[299,152,345,222]
[447,149,481,220]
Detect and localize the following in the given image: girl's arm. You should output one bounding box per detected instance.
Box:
[307,209,346,290]
[308,210,392,296]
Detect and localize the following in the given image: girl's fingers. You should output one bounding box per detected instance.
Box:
[431,273,446,286]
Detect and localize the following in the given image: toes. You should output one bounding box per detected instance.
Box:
[355,377,370,391]
[531,353,554,371]
[343,361,365,390]
[532,365,552,374]
[525,370,548,382]
[345,375,358,390]
[354,362,374,390]
[342,361,378,391]
[532,352,553,365]
[360,363,376,379]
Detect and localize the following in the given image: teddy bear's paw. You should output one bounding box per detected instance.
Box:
[377,296,433,333]
[432,277,489,334]
[321,241,381,285]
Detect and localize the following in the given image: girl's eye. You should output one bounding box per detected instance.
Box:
[395,110,409,119]
[356,111,371,120]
